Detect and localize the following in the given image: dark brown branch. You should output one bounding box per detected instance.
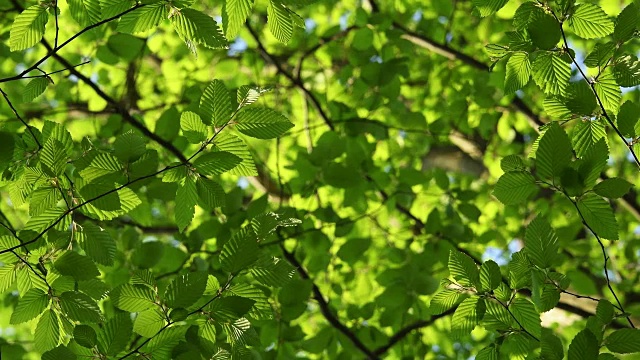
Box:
[278,241,379,359]
[41,41,188,163]
[0,3,143,84]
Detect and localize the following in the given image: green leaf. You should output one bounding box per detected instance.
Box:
[493,171,537,205]
[171,8,227,51]
[220,228,259,273]
[568,329,599,360]
[100,0,134,19]
[541,328,564,360]
[35,310,60,353]
[513,2,545,29]
[250,256,296,287]
[175,174,198,232]
[510,298,541,338]
[476,345,499,360]
[524,216,558,269]
[594,178,633,199]
[606,329,640,353]
[133,308,165,337]
[532,52,571,95]
[613,55,640,87]
[180,111,208,143]
[614,3,637,42]
[9,5,49,51]
[76,223,116,266]
[593,70,621,114]
[17,266,47,294]
[448,250,479,287]
[0,265,17,293]
[528,13,560,50]
[196,177,226,210]
[200,79,234,126]
[60,291,102,323]
[54,251,100,281]
[500,155,527,172]
[572,119,606,158]
[213,132,258,176]
[223,0,254,39]
[535,122,572,183]
[577,193,619,240]
[505,52,531,94]
[617,100,640,137]
[23,77,49,102]
[144,324,188,352]
[113,130,146,163]
[97,313,133,356]
[584,42,616,68]
[567,4,614,39]
[578,138,608,188]
[73,324,97,348]
[117,3,166,34]
[42,345,77,360]
[267,0,294,43]
[67,0,102,27]
[479,260,501,292]
[472,0,508,17]
[164,271,208,308]
[235,107,294,139]
[111,284,156,312]
[194,151,242,176]
[41,139,68,176]
[596,299,614,324]
[10,288,49,324]
[566,81,597,116]
[509,251,532,289]
[451,297,485,338]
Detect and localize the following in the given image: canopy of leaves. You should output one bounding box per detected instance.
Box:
[0,0,640,359]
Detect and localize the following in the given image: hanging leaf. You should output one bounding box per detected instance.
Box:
[9,5,49,51]
[235,107,294,139]
[567,4,614,39]
[577,193,619,240]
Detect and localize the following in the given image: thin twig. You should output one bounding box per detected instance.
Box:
[0,88,42,149]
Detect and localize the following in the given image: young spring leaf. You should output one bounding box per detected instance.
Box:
[193,151,242,176]
[171,8,227,50]
[180,111,208,143]
[567,4,614,39]
[164,271,208,308]
[59,291,103,323]
[54,251,100,281]
[34,310,60,353]
[471,0,508,17]
[448,250,479,287]
[593,177,634,199]
[175,174,198,232]
[577,193,619,240]
[534,122,572,183]
[493,171,537,205]
[223,0,255,39]
[10,288,49,324]
[110,284,156,312]
[200,79,234,126]
[524,216,558,269]
[451,297,485,338]
[267,0,294,43]
[23,77,49,103]
[9,5,49,51]
[117,3,167,34]
[479,260,501,292]
[605,329,640,353]
[532,52,571,95]
[234,107,294,139]
[510,298,541,338]
[504,52,531,94]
